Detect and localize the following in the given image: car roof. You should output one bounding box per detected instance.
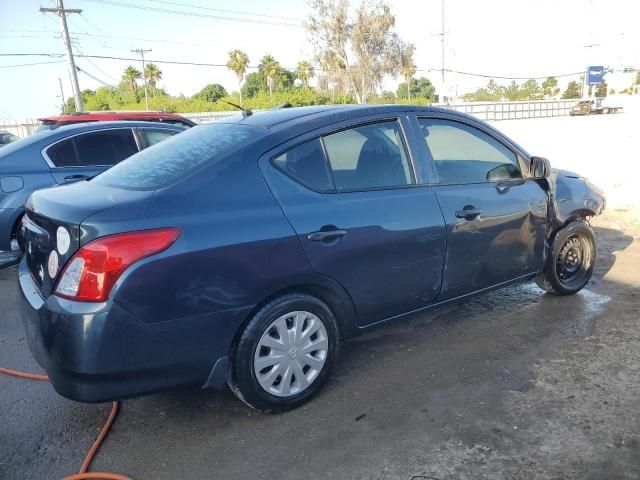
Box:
[38,111,189,122]
[216,104,470,130]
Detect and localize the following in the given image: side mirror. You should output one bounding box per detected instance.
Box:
[530,156,551,179]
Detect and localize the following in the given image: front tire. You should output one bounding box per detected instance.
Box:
[536,221,596,295]
[228,293,339,412]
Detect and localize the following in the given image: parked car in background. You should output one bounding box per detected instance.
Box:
[18,106,605,412]
[35,111,196,132]
[0,131,19,147]
[570,98,622,116]
[0,121,185,250]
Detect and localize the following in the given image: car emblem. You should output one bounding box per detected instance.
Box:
[47,250,59,278]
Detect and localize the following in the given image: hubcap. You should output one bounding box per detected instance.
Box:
[254,311,329,398]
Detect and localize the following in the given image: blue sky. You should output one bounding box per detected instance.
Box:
[1,0,638,118]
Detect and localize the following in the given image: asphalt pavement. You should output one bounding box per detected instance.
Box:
[1,209,639,480]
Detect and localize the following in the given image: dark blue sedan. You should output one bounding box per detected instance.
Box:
[18,105,605,411]
[0,121,185,251]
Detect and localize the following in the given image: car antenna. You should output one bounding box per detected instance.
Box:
[218,99,252,117]
[271,102,292,110]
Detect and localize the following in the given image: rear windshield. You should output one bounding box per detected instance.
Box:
[93,123,261,190]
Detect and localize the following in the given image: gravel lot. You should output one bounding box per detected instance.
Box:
[1,108,639,480]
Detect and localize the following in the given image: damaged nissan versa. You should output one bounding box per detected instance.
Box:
[18,105,605,411]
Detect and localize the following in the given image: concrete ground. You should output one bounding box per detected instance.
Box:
[1,110,639,479]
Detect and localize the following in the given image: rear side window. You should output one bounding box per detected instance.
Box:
[141,128,179,147]
[74,129,138,166]
[273,139,333,192]
[46,129,138,167]
[94,124,261,190]
[417,118,521,184]
[46,138,77,167]
[322,121,413,191]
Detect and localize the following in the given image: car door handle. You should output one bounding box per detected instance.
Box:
[64,174,89,182]
[307,229,348,243]
[455,206,482,220]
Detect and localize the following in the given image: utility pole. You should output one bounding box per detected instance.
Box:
[440,0,446,103]
[131,48,152,111]
[40,0,83,112]
[58,77,65,113]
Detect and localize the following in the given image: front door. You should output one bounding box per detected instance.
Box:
[262,118,446,326]
[415,117,548,300]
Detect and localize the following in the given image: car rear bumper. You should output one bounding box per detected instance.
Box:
[18,257,246,402]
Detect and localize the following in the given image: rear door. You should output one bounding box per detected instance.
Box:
[44,128,140,184]
[261,116,446,326]
[412,115,548,300]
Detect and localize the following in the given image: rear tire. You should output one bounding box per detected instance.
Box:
[228,293,339,412]
[536,221,596,295]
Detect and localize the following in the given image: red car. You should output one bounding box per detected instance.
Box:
[36,111,196,132]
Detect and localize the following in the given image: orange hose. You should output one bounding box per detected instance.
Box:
[0,367,49,381]
[1,367,132,480]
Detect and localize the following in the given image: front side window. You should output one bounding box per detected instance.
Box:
[322,121,413,191]
[418,118,521,184]
[273,138,333,192]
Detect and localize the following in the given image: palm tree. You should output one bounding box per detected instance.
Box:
[226,49,249,104]
[259,54,280,101]
[122,65,141,91]
[296,60,315,88]
[144,63,162,97]
[399,43,416,101]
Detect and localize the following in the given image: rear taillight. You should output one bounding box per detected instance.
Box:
[54,228,180,302]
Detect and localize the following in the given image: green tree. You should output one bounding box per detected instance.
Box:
[259,54,281,101]
[521,78,543,100]
[144,63,162,97]
[226,49,250,104]
[503,81,521,101]
[122,65,142,91]
[635,72,640,85]
[541,76,560,99]
[595,81,607,98]
[296,60,315,88]
[562,81,582,99]
[241,72,265,99]
[396,77,435,100]
[193,83,228,102]
[308,0,405,104]
[397,41,416,101]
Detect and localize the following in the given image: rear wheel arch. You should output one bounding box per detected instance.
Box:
[230,282,357,359]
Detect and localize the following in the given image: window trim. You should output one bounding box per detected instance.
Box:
[269,117,419,194]
[415,116,528,186]
[41,127,140,169]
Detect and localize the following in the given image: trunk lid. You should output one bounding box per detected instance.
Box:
[22,180,152,298]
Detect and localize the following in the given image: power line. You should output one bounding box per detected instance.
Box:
[0,60,65,69]
[75,64,114,87]
[0,52,604,79]
[83,0,301,27]
[134,0,302,22]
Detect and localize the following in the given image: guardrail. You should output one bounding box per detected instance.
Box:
[440,99,580,121]
[0,99,581,138]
